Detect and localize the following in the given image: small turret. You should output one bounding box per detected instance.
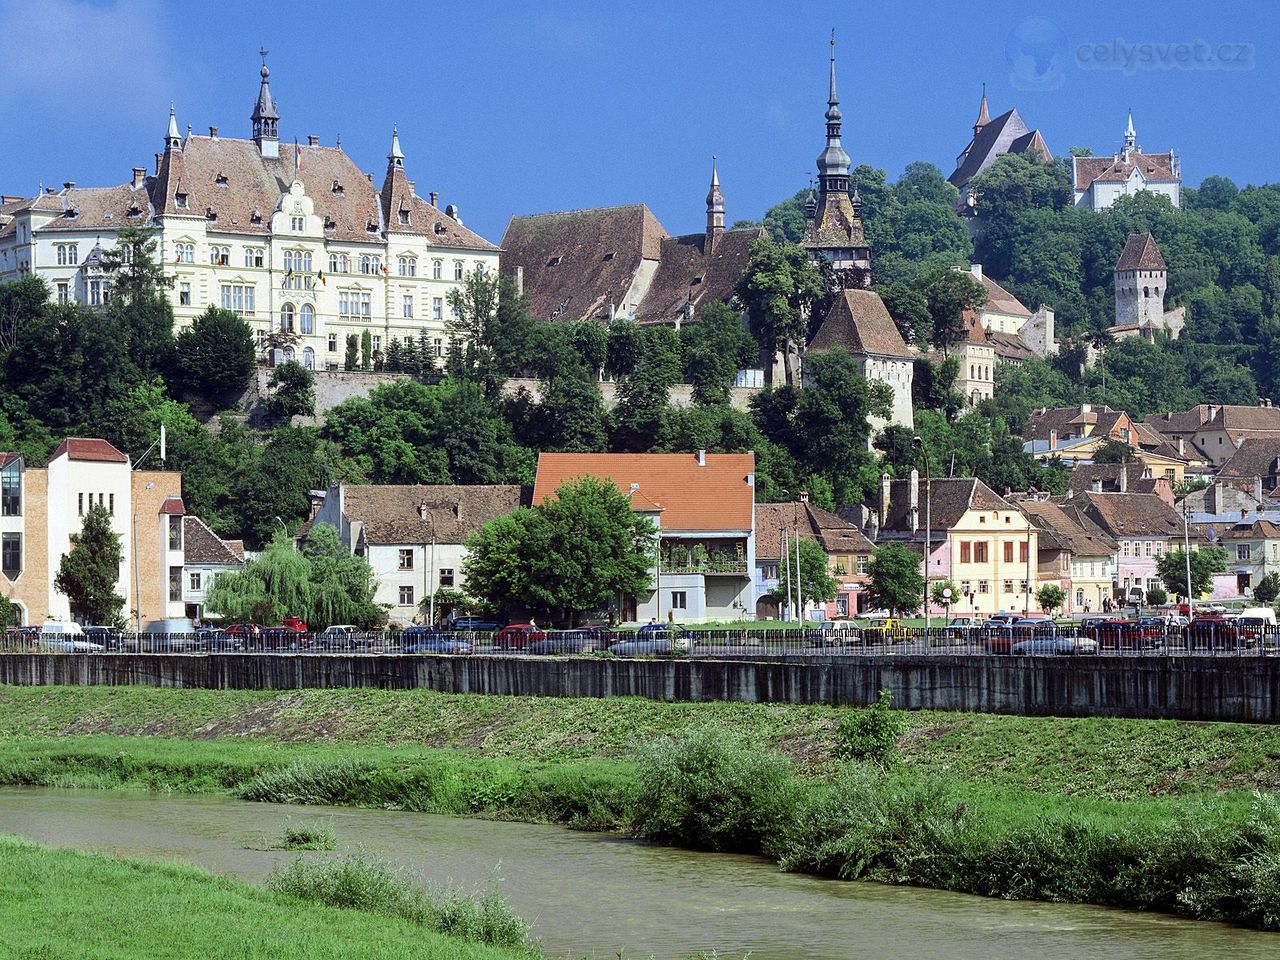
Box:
[1123,109,1137,159]
[251,48,279,158]
[165,103,181,152]
[387,127,404,171]
[974,83,990,137]
[705,155,724,252]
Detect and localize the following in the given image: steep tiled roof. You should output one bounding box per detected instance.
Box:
[31,183,153,233]
[972,272,1031,318]
[341,485,527,545]
[158,495,186,515]
[881,477,1013,534]
[1212,406,1280,441]
[183,516,245,566]
[1115,232,1166,272]
[1218,438,1280,479]
[379,164,496,251]
[1066,463,1160,496]
[1072,491,1183,538]
[0,452,20,469]
[1024,405,1128,443]
[806,191,867,249]
[1018,499,1117,557]
[1075,151,1177,191]
[755,502,874,560]
[151,137,385,244]
[51,438,128,463]
[986,330,1036,362]
[1144,405,1218,435]
[808,289,911,359]
[533,452,756,532]
[949,108,1052,187]
[500,204,665,321]
[632,227,764,326]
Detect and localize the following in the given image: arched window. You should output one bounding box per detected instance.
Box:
[280,303,295,333]
[284,347,296,363]
[453,260,464,280]
[301,252,313,273]
[1143,286,1150,298]
[432,259,442,279]
[302,347,315,369]
[300,303,314,334]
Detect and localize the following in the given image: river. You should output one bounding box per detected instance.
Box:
[0,789,1273,959]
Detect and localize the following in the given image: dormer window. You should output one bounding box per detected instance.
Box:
[63,207,79,219]
[250,209,262,223]
[547,255,562,266]
[398,209,410,225]
[127,204,142,218]
[433,222,446,235]
[175,192,189,210]
[214,172,228,185]
[206,207,217,221]
[324,216,335,230]
[602,252,616,262]
[691,275,704,285]
[331,179,344,195]
[366,218,378,232]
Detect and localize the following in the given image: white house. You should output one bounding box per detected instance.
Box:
[180,516,246,623]
[305,483,527,625]
[1073,112,1181,211]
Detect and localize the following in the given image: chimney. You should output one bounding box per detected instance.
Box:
[1177,437,1185,456]
[799,491,810,503]
[155,152,162,174]
[63,181,75,191]
[909,468,920,534]
[880,472,892,529]
[407,180,415,197]
[1256,475,1264,503]
[209,126,219,139]
[1091,480,1103,493]
[131,167,146,188]
[1048,430,1057,451]
[429,191,438,207]
[1081,403,1091,413]
[1118,467,1128,493]
[970,263,982,280]
[417,503,428,520]
[515,265,524,297]
[696,449,706,467]
[307,135,318,146]
[366,173,373,183]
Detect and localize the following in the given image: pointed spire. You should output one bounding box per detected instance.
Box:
[706,155,725,251]
[251,47,279,157]
[165,102,181,151]
[1124,108,1137,156]
[974,83,990,135]
[826,28,841,123]
[816,28,851,197]
[804,175,818,220]
[387,126,404,170]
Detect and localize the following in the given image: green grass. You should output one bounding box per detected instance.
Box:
[0,835,540,960]
[2,685,1278,798]
[275,817,337,850]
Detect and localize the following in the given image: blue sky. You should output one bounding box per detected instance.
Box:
[1,0,1274,243]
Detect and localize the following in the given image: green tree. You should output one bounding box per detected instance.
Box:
[446,266,504,392]
[0,593,13,629]
[1093,439,1137,463]
[1036,583,1065,616]
[775,538,838,608]
[0,275,49,360]
[931,578,958,609]
[463,477,654,624]
[99,223,174,299]
[605,318,644,380]
[918,267,986,354]
[866,542,923,616]
[360,329,373,371]
[1253,572,1280,605]
[344,334,359,371]
[1146,586,1168,607]
[53,505,125,626]
[266,361,315,421]
[539,370,609,452]
[174,307,256,404]
[1157,546,1228,599]
[734,237,826,386]
[681,302,757,404]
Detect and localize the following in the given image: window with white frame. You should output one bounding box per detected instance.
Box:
[300,303,314,334]
[433,338,442,357]
[327,333,337,352]
[56,243,78,265]
[291,215,305,231]
[398,549,413,570]
[439,568,455,587]
[178,282,191,306]
[338,290,372,318]
[397,256,416,277]
[209,245,230,266]
[280,303,295,332]
[432,297,443,321]
[399,585,414,605]
[329,253,349,274]
[244,247,264,268]
[189,571,202,592]
[671,590,687,610]
[403,294,413,318]
[88,279,105,306]
[856,555,869,575]
[372,335,381,352]
[57,282,69,304]
[1238,544,1252,561]
[432,259,442,279]
[359,255,382,275]
[175,242,195,263]
[453,260,464,280]
[219,283,255,316]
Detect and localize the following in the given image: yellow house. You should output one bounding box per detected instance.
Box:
[873,473,1039,616]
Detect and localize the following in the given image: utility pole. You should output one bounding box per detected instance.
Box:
[913,437,931,641]
[1183,502,1194,624]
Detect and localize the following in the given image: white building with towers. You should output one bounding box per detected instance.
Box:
[1072,112,1181,211]
[0,52,499,369]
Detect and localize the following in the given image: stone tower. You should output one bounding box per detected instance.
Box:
[1114,232,1167,329]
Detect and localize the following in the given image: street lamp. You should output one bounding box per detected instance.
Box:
[912,436,931,642]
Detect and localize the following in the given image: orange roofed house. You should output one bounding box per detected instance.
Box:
[532,452,756,623]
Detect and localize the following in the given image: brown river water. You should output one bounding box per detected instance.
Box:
[0,788,1275,960]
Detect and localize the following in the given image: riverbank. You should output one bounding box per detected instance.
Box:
[1,687,1278,931]
[0,835,540,960]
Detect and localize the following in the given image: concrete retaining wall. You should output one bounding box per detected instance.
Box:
[2,654,1278,722]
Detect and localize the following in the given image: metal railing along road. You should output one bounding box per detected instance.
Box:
[4,622,1279,659]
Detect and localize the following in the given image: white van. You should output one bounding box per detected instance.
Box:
[1239,607,1276,625]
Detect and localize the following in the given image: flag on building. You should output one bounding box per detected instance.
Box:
[294,139,302,178]
[316,269,326,286]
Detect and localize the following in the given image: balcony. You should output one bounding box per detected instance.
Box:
[659,540,748,577]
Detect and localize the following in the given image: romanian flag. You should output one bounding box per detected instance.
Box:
[294,139,302,178]
[380,263,388,274]
[316,269,326,286]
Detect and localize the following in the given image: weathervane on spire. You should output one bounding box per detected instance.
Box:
[259,47,269,66]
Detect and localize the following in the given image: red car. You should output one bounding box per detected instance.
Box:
[281,615,309,632]
[493,624,548,650]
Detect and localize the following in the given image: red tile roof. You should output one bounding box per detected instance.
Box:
[50,438,128,463]
[809,289,912,359]
[533,453,755,532]
[1075,152,1177,191]
[1115,232,1166,272]
[158,495,186,515]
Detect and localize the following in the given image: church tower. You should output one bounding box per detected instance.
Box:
[251,49,280,158]
[1114,232,1167,330]
[705,156,725,253]
[802,30,871,288]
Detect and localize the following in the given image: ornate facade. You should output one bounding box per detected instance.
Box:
[0,55,499,369]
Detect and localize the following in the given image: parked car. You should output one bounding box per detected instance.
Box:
[493,624,549,650]
[862,617,907,644]
[1011,625,1098,656]
[224,623,262,643]
[979,622,1017,654]
[82,625,124,650]
[318,624,377,649]
[195,627,238,652]
[807,620,863,647]
[526,629,602,655]
[402,626,473,654]
[449,616,501,632]
[610,624,693,657]
[255,626,309,650]
[35,622,103,654]
[1185,616,1251,651]
[942,617,982,645]
[281,615,309,632]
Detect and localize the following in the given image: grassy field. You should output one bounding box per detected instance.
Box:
[1,685,1278,798]
[0,836,540,960]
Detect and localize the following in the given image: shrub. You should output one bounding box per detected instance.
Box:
[236,758,373,805]
[275,818,336,851]
[1146,586,1168,607]
[631,724,800,855]
[833,689,907,766]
